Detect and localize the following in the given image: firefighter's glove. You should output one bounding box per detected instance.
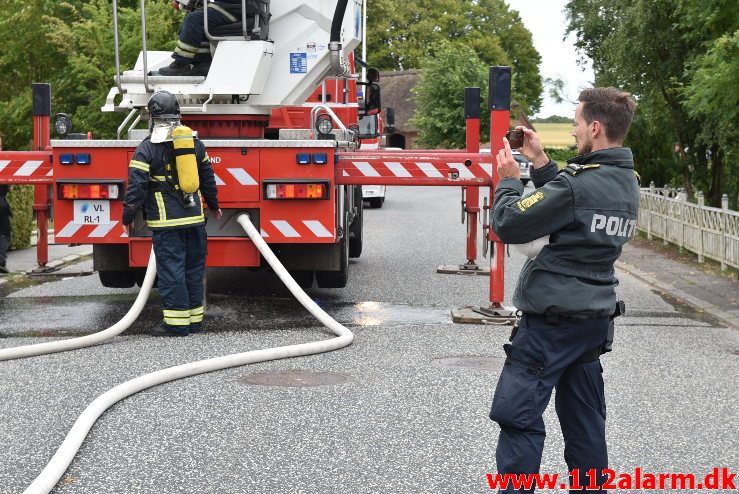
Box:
[122,206,136,227]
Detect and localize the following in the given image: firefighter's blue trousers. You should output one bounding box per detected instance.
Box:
[173,5,239,65]
[489,314,610,493]
[152,225,207,335]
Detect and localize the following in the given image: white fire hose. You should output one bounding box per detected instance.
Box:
[0,249,158,362]
[10,213,353,494]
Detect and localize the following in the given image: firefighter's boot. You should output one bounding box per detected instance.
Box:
[159,61,192,76]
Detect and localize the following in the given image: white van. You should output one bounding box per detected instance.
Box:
[481,148,532,186]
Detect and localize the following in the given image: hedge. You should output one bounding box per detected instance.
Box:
[544,147,577,165]
[7,185,34,250]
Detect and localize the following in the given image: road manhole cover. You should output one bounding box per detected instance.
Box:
[431,356,505,371]
[239,370,351,387]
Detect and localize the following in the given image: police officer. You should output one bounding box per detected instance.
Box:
[122,91,221,336]
[159,0,244,76]
[0,184,11,274]
[489,87,639,492]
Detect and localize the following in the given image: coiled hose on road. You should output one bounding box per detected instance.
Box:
[5,213,354,494]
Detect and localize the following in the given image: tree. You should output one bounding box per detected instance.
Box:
[532,115,574,124]
[47,0,179,139]
[677,0,738,206]
[366,0,542,114]
[412,42,489,149]
[565,0,738,206]
[0,0,179,149]
[0,0,72,149]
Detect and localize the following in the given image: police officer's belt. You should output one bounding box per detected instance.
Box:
[527,313,604,324]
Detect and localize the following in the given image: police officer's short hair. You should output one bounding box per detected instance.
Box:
[578,87,636,144]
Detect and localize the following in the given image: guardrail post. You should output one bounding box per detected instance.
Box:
[720,194,728,270]
[646,183,654,239]
[663,184,670,245]
[678,187,687,251]
[696,191,704,262]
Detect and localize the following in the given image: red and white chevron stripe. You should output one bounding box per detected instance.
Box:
[213,167,258,187]
[0,153,53,184]
[260,219,334,240]
[55,221,127,240]
[336,154,494,185]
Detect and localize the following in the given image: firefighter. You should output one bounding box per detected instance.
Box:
[489,87,639,492]
[122,90,221,336]
[159,0,244,76]
[357,67,381,116]
[0,184,10,274]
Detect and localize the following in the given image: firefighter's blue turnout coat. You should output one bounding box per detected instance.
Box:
[123,136,219,334]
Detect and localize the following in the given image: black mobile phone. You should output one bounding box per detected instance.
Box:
[505,129,525,149]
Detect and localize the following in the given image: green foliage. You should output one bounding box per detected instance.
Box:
[0,0,179,149]
[681,30,738,204]
[411,42,489,149]
[532,116,574,124]
[544,147,576,164]
[7,186,34,250]
[565,0,738,207]
[366,0,543,114]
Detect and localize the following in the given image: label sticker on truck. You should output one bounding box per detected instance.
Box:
[290,53,307,74]
[74,200,110,224]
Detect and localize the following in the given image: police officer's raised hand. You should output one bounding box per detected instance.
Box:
[516,126,549,168]
[496,138,521,180]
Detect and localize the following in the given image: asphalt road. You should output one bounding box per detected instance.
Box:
[0,186,737,493]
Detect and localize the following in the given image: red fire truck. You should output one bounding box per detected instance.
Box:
[0,0,514,320]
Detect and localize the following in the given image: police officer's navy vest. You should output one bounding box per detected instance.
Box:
[513,147,640,318]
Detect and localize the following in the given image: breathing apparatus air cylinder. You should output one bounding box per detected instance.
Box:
[171,126,200,193]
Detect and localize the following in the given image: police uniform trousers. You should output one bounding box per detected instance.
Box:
[152,225,207,334]
[489,314,609,493]
[0,195,11,268]
[173,6,239,65]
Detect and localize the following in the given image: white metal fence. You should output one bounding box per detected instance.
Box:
[637,184,739,270]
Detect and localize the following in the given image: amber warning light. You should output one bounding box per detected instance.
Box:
[265,182,329,200]
[59,183,121,200]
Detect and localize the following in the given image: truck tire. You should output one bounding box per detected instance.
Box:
[99,270,136,288]
[289,270,314,289]
[349,187,363,258]
[315,236,348,288]
[134,268,153,287]
[369,197,384,209]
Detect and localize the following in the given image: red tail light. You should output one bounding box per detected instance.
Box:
[264,182,329,200]
[58,182,122,200]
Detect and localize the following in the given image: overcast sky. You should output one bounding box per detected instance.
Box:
[504,0,595,118]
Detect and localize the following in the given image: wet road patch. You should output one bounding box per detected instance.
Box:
[431,356,505,371]
[239,370,351,387]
